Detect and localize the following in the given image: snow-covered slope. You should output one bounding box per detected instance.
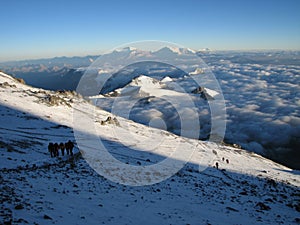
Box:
[93,74,219,139]
[110,75,164,97]
[0,72,299,224]
[107,75,189,98]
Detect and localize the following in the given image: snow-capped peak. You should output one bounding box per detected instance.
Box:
[131,75,160,86]
[110,75,162,97]
[160,76,173,83]
[114,46,138,52]
[198,48,212,52]
[153,46,196,55]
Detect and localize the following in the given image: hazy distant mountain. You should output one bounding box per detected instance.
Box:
[0,47,197,91]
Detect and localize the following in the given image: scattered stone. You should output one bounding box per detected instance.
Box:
[187,168,193,173]
[15,78,25,84]
[266,178,277,188]
[15,218,28,223]
[3,220,12,225]
[255,202,271,211]
[43,214,52,220]
[295,203,300,212]
[42,94,71,107]
[215,162,219,169]
[265,198,273,203]
[226,206,239,212]
[14,204,24,210]
[100,116,120,126]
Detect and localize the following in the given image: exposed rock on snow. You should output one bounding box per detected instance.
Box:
[191,86,219,100]
[189,68,205,75]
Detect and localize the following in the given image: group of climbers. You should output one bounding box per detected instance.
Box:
[48,140,74,158]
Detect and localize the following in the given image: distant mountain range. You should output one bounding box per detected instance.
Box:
[1,47,299,91]
[0,46,207,91]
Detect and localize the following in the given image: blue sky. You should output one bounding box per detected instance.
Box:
[1,0,300,61]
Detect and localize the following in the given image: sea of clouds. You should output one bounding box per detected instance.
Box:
[209,58,300,168]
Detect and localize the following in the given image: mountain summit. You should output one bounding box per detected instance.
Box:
[153,46,196,57]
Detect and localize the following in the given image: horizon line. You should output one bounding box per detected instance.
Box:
[1,47,300,63]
